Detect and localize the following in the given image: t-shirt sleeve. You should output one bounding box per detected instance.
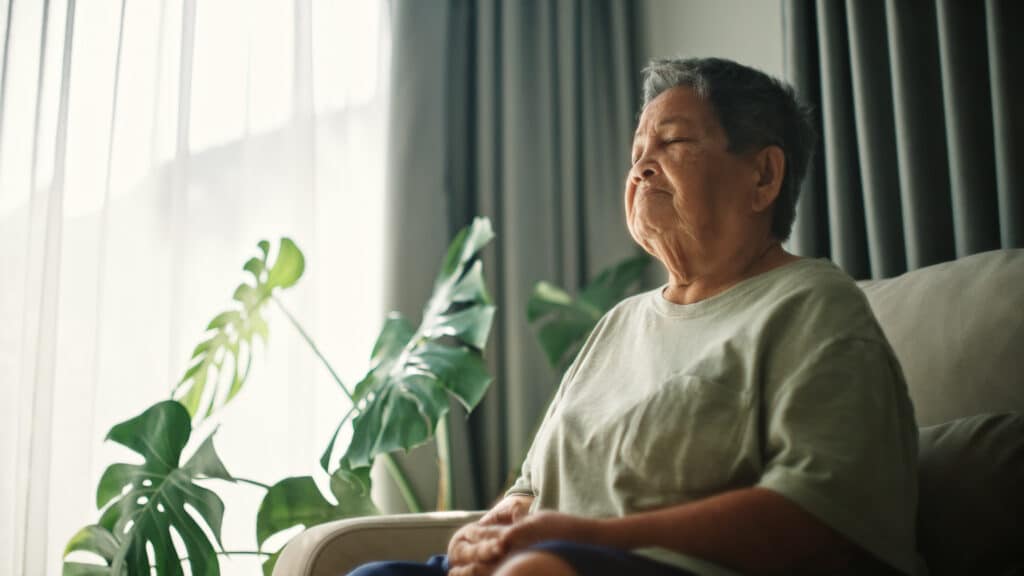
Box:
[504,357,570,498]
[504,362,576,497]
[504,309,619,499]
[756,337,919,575]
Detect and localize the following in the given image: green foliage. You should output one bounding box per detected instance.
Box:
[341,217,496,470]
[528,255,652,370]
[67,220,499,576]
[254,464,379,574]
[63,401,233,575]
[255,217,497,568]
[174,238,305,421]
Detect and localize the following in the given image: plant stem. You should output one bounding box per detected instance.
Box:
[381,453,423,513]
[435,415,453,511]
[232,477,272,490]
[273,296,353,400]
[274,295,423,514]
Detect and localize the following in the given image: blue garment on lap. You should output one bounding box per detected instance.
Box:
[344,540,696,575]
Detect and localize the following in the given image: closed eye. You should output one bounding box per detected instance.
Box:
[631,138,694,164]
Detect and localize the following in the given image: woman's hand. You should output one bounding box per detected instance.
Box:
[447,495,534,576]
[499,511,601,554]
[478,494,534,526]
[447,523,505,576]
[447,509,602,576]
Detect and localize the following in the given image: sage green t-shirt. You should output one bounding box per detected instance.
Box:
[507,258,920,575]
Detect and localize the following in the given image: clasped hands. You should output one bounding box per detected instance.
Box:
[446,495,598,576]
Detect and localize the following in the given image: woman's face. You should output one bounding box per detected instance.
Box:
[625,86,758,269]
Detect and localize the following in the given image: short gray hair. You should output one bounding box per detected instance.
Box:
[641,57,815,242]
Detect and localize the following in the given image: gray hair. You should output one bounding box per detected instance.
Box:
[641,57,815,242]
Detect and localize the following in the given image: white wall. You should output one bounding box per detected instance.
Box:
[640,0,785,79]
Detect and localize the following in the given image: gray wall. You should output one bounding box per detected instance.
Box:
[640,0,785,78]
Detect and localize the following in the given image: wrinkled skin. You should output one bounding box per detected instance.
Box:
[625,85,792,304]
[446,495,533,576]
[447,497,598,576]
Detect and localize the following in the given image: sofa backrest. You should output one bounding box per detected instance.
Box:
[857,249,1024,426]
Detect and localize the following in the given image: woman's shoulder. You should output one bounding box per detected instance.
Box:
[603,285,663,320]
[765,258,865,303]
[775,256,855,286]
[765,258,886,343]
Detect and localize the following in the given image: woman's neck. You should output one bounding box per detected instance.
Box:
[661,239,797,305]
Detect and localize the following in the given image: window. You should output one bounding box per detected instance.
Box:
[0,1,391,573]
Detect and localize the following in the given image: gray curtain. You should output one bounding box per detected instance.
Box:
[383,0,641,511]
[784,0,1023,279]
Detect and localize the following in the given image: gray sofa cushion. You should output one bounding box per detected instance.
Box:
[858,249,1024,426]
[917,413,1024,576]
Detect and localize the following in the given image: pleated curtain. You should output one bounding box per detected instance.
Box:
[383,0,641,510]
[783,0,1023,279]
[0,1,392,573]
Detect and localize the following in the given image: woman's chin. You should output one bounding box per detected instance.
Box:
[631,212,682,240]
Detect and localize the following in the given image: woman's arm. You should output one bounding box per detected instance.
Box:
[502,488,859,576]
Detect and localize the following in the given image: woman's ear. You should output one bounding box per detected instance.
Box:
[751,145,785,213]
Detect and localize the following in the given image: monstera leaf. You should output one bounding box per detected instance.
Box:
[255,465,378,575]
[174,238,304,421]
[328,218,495,471]
[63,400,233,575]
[528,254,651,370]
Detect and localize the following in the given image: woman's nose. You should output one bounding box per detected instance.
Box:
[630,157,659,183]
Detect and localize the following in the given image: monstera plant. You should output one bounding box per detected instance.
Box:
[527,254,652,371]
[63,401,234,576]
[175,238,303,420]
[63,218,497,576]
[256,219,496,572]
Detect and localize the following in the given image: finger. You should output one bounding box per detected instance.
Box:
[481,508,514,526]
[449,540,471,565]
[451,524,485,553]
[511,507,528,523]
[473,525,506,540]
[452,525,507,564]
[458,524,504,547]
[452,540,481,565]
[453,535,503,565]
[457,538,503,564]
[479,537,504,562]
[469,523,493,537]
[448,528,475,559]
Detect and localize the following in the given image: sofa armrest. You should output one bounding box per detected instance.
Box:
[273,511,486,576]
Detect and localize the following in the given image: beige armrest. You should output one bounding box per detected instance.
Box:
[273,511,486,576]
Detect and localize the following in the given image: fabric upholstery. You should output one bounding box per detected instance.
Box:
[917,413,1024,576]
[274,511,483,576]
[858,249,1024,425]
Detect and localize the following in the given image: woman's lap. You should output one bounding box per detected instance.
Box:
[345,554,448,576]
[344,540,695,575]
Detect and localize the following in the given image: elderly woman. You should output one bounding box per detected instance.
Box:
[351,57,919,576]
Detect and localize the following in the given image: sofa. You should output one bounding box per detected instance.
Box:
[274,249,1024,576]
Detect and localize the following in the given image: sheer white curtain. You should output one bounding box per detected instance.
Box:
[0,0,391,573]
